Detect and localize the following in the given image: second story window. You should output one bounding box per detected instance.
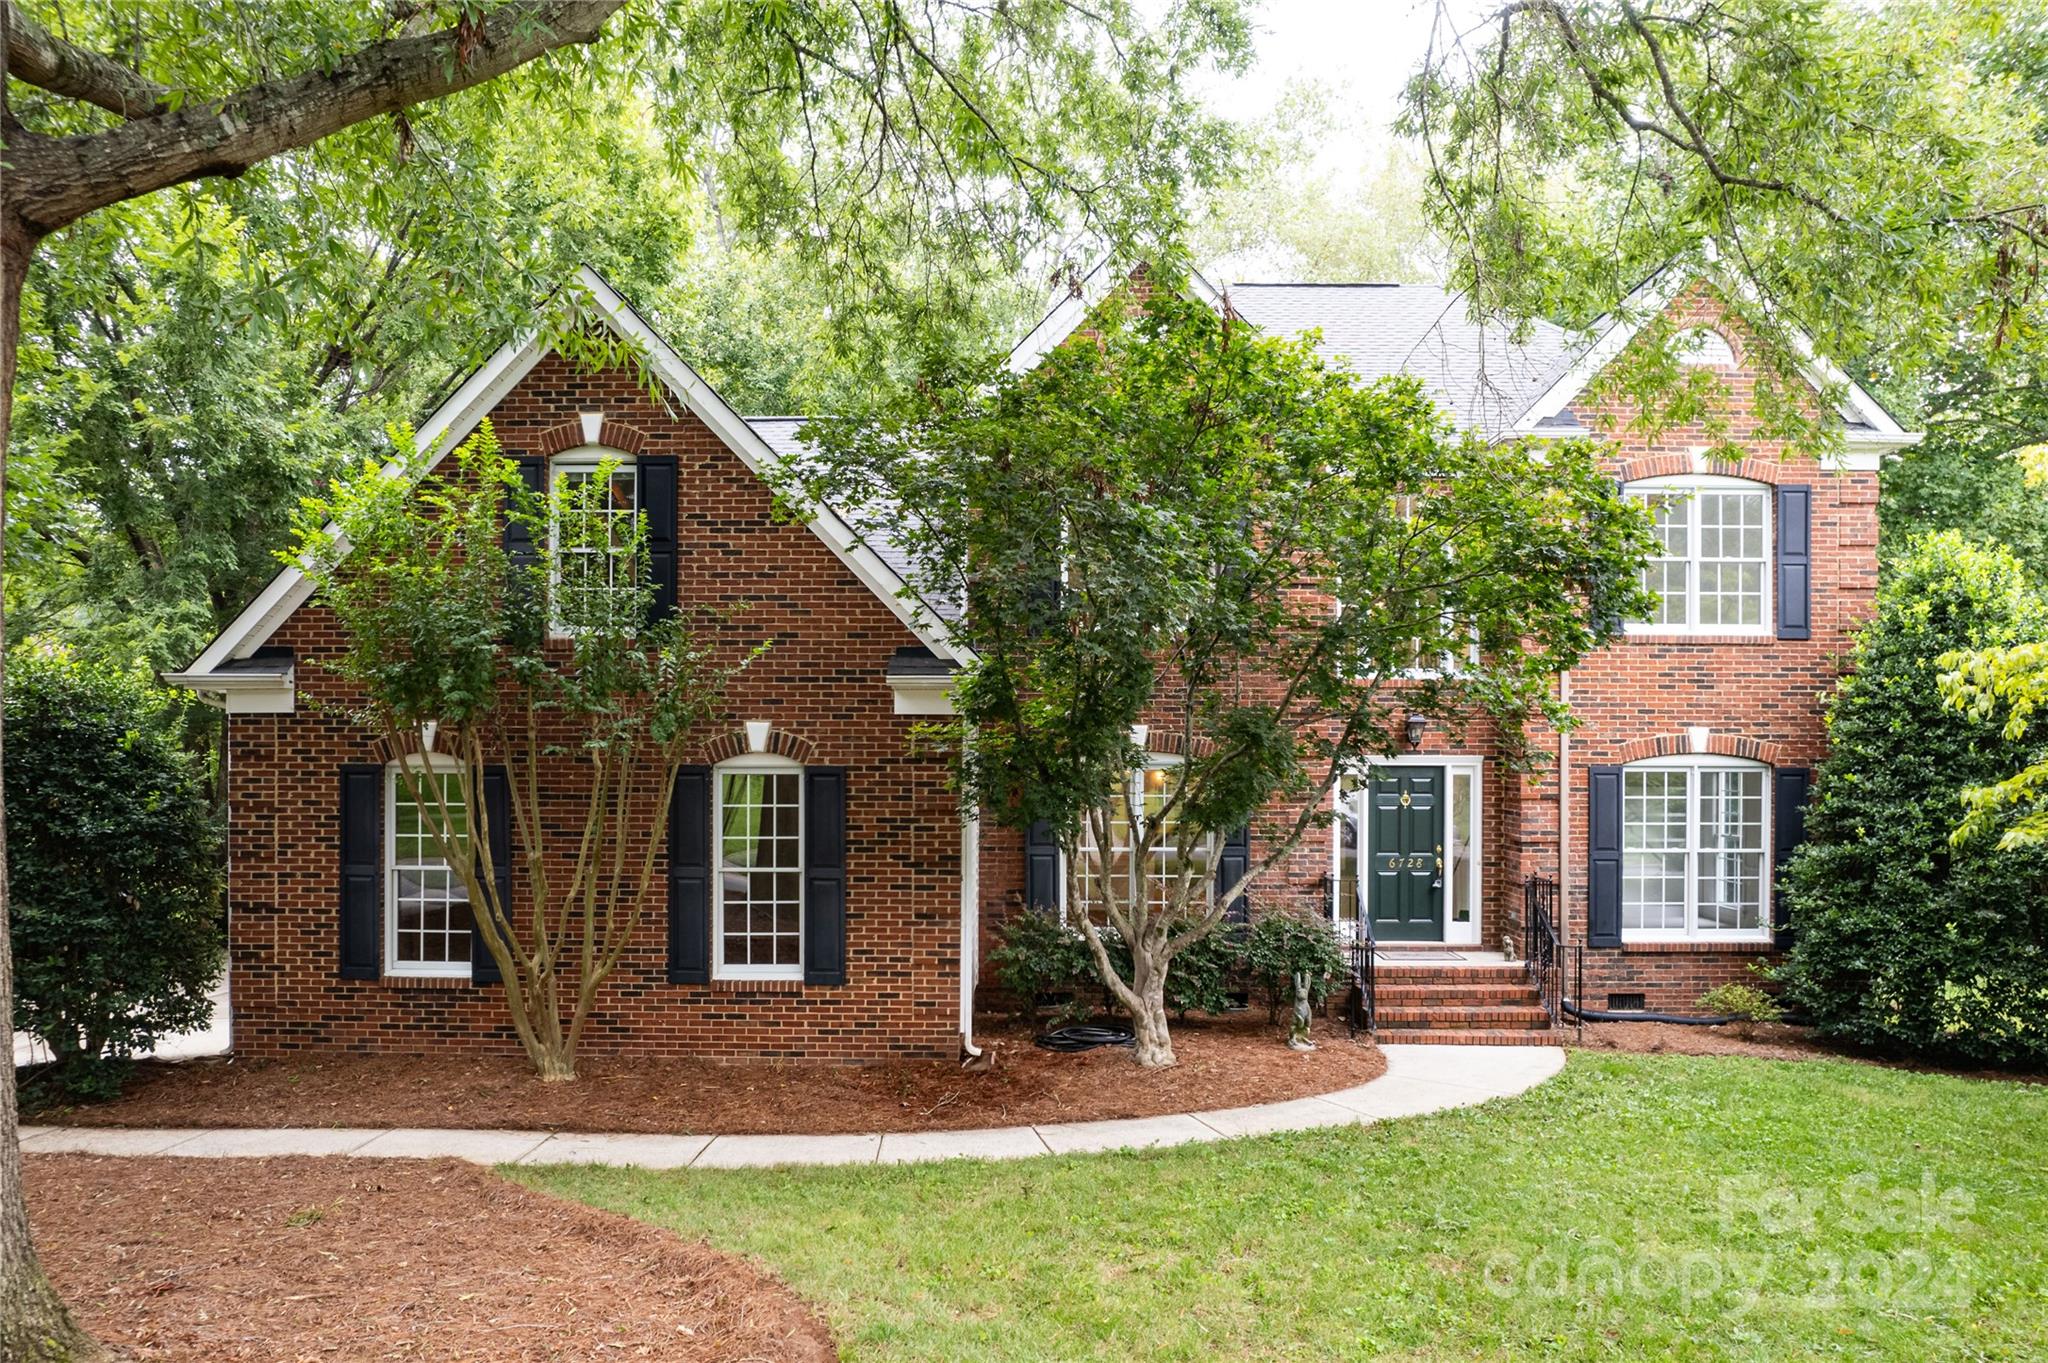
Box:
[550,450,639,629]
[1626,476,1771,635]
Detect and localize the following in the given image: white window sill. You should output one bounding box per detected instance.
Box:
[1622,626,1774,639]
[382,965,474,981]
[1620,932,1773,947]
[713,968,805,983]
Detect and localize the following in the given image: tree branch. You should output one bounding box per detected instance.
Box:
[3,3,168,117]
[4,0,623,237]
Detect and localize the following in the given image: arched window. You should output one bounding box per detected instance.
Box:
[1673,327,1737,367]
[385,753,474,978]
[1621,755,1770,941]
[713,754,805,979]
[1624,474,1772,635]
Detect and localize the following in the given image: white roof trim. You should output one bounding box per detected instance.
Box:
[1004,256,1228,375]
[174,267,966,685]
[1502,268,1921,458]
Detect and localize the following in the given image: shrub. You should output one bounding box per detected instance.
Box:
[987,911,1094,1026]
[1697,983,1784,1024]
[1777,533,2048,1067]
[1164,926,1241,1020]
[7,645,224,1100]
[1245,909,1347,1023]
[989,911,1249,1026]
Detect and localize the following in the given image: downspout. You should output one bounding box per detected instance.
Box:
[1557,669,1573,941]
[959,809,983,1058]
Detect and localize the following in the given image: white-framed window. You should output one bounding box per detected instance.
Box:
[1073,759,1216,916]
[386,756,474,978]
[549,446,640,628]
[714,756,804,979]
[1625,475,1771,634]
[1621,756,1771,941]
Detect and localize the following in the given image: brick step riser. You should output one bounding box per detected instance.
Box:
[1374,987,1543,1006]
[1374,1028,1556,1046]
[1374,1013,1552,1031]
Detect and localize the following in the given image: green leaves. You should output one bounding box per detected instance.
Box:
[1404,0,2048,450]
[789,281,1656,896]
[6,645,224,1100]
[1780,531,2048,1065]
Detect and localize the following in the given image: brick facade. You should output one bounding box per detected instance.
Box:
[214,278,1881,1058]
[976,282,1878,1015]
[224,354,964,1063]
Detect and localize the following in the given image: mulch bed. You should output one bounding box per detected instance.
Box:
[38,1012,1384,1136]
[26,1154,835,1362]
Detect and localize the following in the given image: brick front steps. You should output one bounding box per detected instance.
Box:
[1372,955,1556,1046]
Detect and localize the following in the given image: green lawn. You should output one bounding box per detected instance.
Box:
[516,1054,2048,1362]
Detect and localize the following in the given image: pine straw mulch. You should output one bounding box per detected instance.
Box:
[27,1153,835,1363]
[40,1012,1385,1136]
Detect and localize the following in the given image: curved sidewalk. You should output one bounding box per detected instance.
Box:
[20,1043,1565,1170]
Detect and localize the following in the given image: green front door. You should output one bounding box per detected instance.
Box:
[1368,766,1446,942]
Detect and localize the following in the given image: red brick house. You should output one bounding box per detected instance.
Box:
[170,263,1917,1058]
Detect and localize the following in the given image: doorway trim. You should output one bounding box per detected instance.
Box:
[1333,753,1486,947]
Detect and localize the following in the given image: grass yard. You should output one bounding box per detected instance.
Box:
[518,1054,2048,1362]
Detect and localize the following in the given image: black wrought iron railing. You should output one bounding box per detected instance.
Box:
[1523,874,1581,1038]
[1325,872,1376,1039]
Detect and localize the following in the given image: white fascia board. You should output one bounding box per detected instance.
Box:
[178,267,970,679]
[162,670,296,714]
[1003,258,1230,376]
[573,269,970,663]
[1505,267,1919,464]
[888,674,956,716]
[183,334,547,675]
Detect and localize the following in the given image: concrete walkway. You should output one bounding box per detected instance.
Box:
[20,1044,1564,1169]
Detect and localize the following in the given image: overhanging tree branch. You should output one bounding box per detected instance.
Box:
[3,0,624,237]
[3,4,169,117]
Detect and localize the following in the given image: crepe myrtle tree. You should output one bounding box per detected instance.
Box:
[293,421,750,1081]
[791,287,1656,1067]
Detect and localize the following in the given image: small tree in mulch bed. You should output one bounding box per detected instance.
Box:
[790,288,1655,1067]
[295,422,753,1081]
[6,645,222,1102]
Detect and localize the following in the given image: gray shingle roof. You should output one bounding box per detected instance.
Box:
[1224,283,1580,435]
[747,417,963,626]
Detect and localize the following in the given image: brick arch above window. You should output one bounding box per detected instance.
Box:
[1612,455,1792,486]
[697,726,823,766]
[536,418,650,457]
[1612,732,1786,767]
[1137,730,1215,760]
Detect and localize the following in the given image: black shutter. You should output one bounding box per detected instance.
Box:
[338,764,382,980]
[668,766,711,984]
[804,767,849,986]
[1024,820,1062,916]
[1777,484,1812,641]
[1587,765,1623,949]
[471,765,512,985]
[639,454,679,625]
[1772,766,1813,941]
[504,455,546,568]
[1216,825,1252,924]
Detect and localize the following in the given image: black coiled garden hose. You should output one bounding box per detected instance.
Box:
[1034,1024,1137,1052]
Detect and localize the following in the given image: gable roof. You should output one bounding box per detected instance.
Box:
[169,267,966,698]
[1005,259,1917,460]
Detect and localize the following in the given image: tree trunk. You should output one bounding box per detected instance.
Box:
[0,215,109,1363]
[1125,948,1178,1069]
